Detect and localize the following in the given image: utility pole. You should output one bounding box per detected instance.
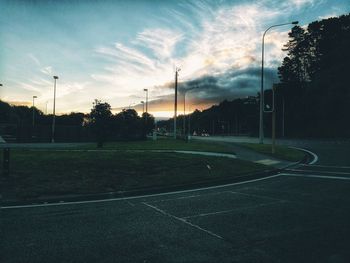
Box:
[174,67,180,139]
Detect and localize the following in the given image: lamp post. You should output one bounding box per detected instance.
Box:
[52,76,59,143]
[32,96,37,128]
[259,21,298,144]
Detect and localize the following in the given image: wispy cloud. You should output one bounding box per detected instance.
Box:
[1,0,342,116]
[92,0,295,115]
[27,53,41,66]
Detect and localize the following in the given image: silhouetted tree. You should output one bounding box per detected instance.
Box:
[278,13,350,137]
[89,100,112,147]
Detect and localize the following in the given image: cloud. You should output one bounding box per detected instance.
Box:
[131,65,278,116]
[27,53,41,66]
[40,66,53,76]
[91,0,296,116]
[134,29,183,60]
[4,0,328,116]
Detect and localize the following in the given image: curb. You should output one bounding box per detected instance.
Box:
[1,147,317,208]
[1,169,277,208]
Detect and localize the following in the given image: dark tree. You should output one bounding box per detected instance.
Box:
[89,100,112,147]
[278,13,350,137]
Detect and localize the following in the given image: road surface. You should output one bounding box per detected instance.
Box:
[1,139,350,262]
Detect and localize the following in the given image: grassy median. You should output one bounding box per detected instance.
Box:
[0,149,268,200]
[0,139,306,201]
[83,138,234,153]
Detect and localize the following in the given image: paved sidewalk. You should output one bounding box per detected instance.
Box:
[227,143,294,169]
[193,137,296,169]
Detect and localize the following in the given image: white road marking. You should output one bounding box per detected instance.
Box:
[282,173,350,181]
[142,202,224,240]
[255,159,281,165]
[229,190,285,202]
[286,169,350,175]
[150,192,227,203]
[1,174,281,210]
[301,164,350,169]
[183,201,285,219]
[288,146,318,164]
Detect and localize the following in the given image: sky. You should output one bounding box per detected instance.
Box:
[0,0,349,118]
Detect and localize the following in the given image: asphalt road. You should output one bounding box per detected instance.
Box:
[1,139,350,263]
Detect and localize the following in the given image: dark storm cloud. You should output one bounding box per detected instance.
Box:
[179,66,279,100]
[145,66,280,111]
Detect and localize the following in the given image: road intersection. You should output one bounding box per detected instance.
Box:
[1,138,350,262]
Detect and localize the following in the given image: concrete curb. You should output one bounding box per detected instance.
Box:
[0,146,316,208]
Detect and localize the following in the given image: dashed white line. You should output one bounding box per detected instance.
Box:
[142,202,224,240]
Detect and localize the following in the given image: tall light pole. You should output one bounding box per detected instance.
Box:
[259,21,298,144]
[52,76,59,143]
[32,96,37,128]
[174,67,180,139]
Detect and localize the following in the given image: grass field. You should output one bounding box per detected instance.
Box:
[83,138,234,153]
[1,149,268,200]
[239,143,306,162]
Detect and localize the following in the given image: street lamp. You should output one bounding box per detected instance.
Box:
[32,96,37,128]
[259,21,298,144]
[52,76,59,143]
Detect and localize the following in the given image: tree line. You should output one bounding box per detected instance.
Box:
[277,13,350,137]
[157,96,260,137]
[0,99,154,144]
